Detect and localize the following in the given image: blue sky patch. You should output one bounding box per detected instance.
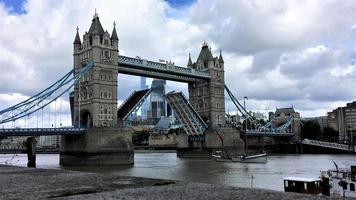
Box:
[0,0,27,15]
[165,0,196,8]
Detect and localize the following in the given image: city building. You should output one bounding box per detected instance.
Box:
[140,77,149,120]
[327,101,356,143]
[147,79,166,122]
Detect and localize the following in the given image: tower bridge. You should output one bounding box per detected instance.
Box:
[0,13,297,165]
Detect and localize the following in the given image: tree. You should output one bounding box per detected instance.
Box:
[258,119,266,126]
[301,120,321,140]
[242,119,256,130]
[322,127,339,142]
[132,130,150,146]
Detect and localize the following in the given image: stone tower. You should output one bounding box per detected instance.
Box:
[61,13,133,166]
[188,42,225,128]
[177,42,243,156]
[73,12,119,128]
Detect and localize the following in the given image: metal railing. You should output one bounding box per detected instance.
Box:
[0,127,87,136]
[302,139,356,152]
[118,55,211,80]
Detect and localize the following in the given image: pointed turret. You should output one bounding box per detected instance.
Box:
[88,11,105,36]
[218,49,224,63]
[197,41,213,64]
[196,41,214,68]
[187,53,193,67]
[111,21,118,40]
[73,26,81,44]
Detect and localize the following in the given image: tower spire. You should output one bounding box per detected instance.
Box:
[218,49,224,63]
[88,10,105,36]
[73,26,81,44]
[111,21,118,40]
[187,52,193,67]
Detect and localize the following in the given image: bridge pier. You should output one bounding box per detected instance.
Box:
[25,137,36,168]
[60,127,133,166]
[176,128,244,158]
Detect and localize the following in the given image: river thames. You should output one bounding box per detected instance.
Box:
[0,152,355,191]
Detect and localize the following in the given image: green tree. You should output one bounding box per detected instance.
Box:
[322,127,339,142]
[258,119,266,126]
[242,119,256,130]
[132,130,150,145]
[301,120,321,140]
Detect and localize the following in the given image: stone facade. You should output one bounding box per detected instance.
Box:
[188,43,225,129]
[327,101,356,143]
[61,13,133,166]
[176,43,244,155]
[73,13,119,128]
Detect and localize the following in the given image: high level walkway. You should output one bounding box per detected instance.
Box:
[166,92,207,138]
[118,55,211,83]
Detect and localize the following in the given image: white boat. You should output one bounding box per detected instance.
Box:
[320,162,356,198]
[231,152,267,163]
[212,150,232,162]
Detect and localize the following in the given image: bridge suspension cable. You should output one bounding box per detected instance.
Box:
[224,84,293,134]
[224,85,263,129]
[0,61,94,125]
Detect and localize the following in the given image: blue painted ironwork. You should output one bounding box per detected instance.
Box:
[188,135,205,142]
[117,89,152,121]
[166,91,207,136]
[0,61,94,125]
[246,131,294,137]
[0,127,86,137]
[225,84,294,136]
[118,55,211,83]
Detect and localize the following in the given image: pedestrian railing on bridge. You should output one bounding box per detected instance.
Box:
[0,127,87,137]
[118,55,211,83]
[302,139,356,152]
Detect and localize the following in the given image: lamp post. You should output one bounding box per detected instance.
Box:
[244,96,248,130]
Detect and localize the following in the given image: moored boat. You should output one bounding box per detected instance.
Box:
[320,162,356,197]
[212,150,231,162]
[231,152,267,163]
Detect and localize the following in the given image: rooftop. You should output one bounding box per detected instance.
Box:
[283,177,321,182]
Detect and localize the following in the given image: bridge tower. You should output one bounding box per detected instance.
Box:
[188,42,225,128]
[73,12,119,128]
[60,13,133,166]
[176,42,243,156]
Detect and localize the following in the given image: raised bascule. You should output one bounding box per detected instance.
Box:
[62,13,244,164]
[0,14,301,166]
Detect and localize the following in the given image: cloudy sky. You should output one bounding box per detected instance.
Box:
[0,0,356,121]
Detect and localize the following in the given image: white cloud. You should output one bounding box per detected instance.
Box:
[0,0,355,122]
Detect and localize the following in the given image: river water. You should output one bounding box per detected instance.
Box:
[0,152,355,191]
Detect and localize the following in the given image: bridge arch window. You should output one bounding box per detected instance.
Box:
[102,50,111,59]
[104,39,109,46]
[351,183,355,191]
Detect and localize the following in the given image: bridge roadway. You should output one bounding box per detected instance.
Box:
[246,131,294,137]
[0,127,86,137]
[118,55,211,83]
